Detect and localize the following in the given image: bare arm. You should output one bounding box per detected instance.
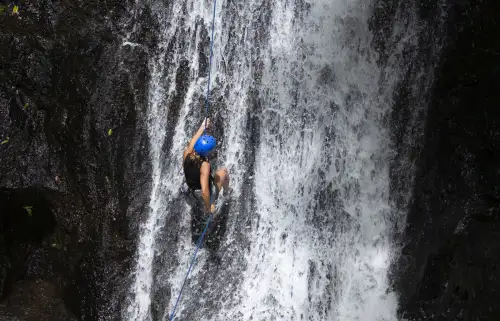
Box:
[183,118,210,160]
[200,162,212,213]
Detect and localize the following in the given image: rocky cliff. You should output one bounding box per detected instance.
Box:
[394,0,500,320]
[0,1,157,320]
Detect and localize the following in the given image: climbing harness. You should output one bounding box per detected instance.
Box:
[167,0,218,320]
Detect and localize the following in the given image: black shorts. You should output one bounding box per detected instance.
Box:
[183,178,219,211]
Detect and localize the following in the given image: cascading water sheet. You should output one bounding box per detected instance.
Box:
[125,0,428,320]
[232,1,404,320]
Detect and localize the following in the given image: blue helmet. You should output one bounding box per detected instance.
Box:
[194,135,217,157]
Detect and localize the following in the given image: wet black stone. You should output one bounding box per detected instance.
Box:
[0,0,156,320]
[389,0,500,320]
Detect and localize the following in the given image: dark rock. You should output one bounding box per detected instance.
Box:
[0,0,157,319]
[392,0,500,320]
[0,255,11,299]
[0,279,77,321]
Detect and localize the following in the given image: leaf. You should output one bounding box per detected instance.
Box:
[1,137,9,145]
[23,103,28,109]
[23,206,33,216]
[12,5,19,14]
[108,128,112,136]
[0,5,6,14]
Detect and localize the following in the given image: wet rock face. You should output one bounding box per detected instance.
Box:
[0,1,157,319]
[394,0,500,320]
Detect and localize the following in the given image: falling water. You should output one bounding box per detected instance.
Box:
[124,0,431,320]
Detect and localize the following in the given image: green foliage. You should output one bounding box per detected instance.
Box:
[108,128,113,136]
[23,205,33,216]
[0,5,6,14]
[23,103,28,109]
[1,137,9,145]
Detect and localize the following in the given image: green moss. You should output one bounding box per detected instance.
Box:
[23,205,33,216]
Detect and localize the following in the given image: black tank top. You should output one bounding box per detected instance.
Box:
[183,153,212,190]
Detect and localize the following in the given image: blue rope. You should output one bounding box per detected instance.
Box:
[204,0,217,133]
[168,214,213,321]
[168,0,218,320]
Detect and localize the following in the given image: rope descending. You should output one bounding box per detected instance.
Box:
[168,0,218,320]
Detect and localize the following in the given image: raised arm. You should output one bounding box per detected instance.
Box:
[183,118,210,160]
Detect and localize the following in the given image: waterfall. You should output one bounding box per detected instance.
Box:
[124,0,429,320]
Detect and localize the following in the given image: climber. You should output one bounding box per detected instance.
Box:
[182,117,230,215]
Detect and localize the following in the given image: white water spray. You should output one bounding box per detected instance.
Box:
[125,0,427,320]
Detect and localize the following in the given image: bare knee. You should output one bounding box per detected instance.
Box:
[215,168,229,188]
[216,168,229,182]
